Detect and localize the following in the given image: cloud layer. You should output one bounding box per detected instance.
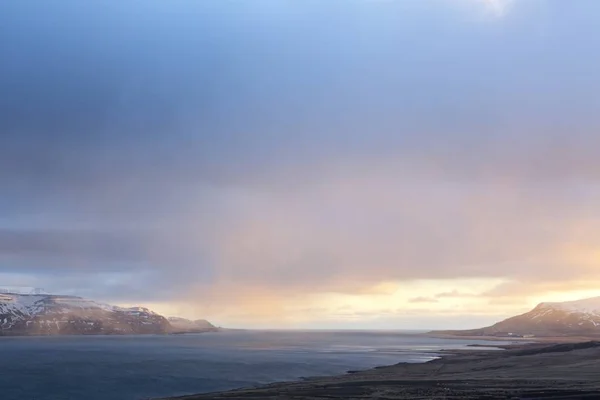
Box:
[2,0,600,327]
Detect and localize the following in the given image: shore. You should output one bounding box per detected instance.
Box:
[428,333,600,343]
[163,340,600,400]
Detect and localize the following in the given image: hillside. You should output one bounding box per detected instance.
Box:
[167,317,219,333]
[432,296,600,338]
[0,293,213,336]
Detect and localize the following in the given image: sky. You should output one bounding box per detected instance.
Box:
[2,0,600,329]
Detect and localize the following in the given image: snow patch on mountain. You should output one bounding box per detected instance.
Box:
[0,294,46,327]
[537,297,600,316]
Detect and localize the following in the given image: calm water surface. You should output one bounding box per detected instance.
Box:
[0,331,505,400]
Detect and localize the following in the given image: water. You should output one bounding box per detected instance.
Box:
[0,331,505,400]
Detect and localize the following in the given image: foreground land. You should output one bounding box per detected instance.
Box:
[165,341,600,400]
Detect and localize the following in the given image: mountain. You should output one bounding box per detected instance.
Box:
[167,317,219,333]
[432,296,600,338]
[0,293,171,336]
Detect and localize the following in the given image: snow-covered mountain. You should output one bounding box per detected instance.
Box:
[0,293,170,335]
[432,296,600,338]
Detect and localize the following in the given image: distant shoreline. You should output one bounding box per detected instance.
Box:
[425,332,600,343]
[0,330,220,338]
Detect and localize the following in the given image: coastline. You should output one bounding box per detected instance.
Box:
[162,339,600,400]
[426,332,600,343]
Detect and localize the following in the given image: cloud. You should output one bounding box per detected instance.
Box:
[408,297,439,304]
[0,229,146,263]
[434,290,480,298]
[2,0,600,328]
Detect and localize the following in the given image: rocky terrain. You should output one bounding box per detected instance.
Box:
[432,296,600,338]
[0,293,215,336]
[164,341,600,399]
[168,317,219,333]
